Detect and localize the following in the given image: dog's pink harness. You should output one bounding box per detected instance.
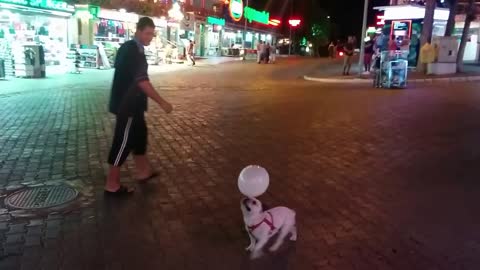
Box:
[248,212,276,233]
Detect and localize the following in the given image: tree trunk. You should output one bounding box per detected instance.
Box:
[457,0,476,72]
[444,0,458,36]
[417,0,436,71]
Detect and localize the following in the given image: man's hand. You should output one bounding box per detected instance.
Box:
[160,100,173,114]
[138,80,173,114]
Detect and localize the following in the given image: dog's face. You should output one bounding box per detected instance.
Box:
[240,197,263,216]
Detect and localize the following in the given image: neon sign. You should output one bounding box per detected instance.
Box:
[376,15,385,26]
[207,16,225,26]
[244,6,269,24]
[0,0,74,12]
[268,19,280,26]
[229,0,243,22]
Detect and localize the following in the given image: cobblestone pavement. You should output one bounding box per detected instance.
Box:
[1,57,480,270]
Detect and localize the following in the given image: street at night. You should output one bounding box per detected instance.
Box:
[1,58,480,269]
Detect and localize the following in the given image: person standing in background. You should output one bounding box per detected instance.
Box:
[364,39,374,73]
[269,43,277,63]
[265,43,271,64]
[328,42,335,58]
[187,40,195,66]
[257,41,263,63]
[342,39,354,75]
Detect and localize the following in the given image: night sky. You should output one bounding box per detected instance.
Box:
[250,0,391,40]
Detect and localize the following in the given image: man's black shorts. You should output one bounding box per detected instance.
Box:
[108,113,147,166]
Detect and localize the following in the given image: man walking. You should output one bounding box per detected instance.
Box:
[105,17,173,195]
[187,40,195,66]
[256,41,263,63]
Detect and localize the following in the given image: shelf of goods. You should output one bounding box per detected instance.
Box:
[103,47,116,66]
[79,48,98,69]
[41,39,64,66]
[12,45,34,78]
[66,49,81,73]
[0,40,15,77]
[94,40,120,67]
[145,47,159,65]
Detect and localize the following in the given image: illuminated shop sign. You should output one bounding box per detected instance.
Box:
[244,6,269,24]
[229,0,243,22]
[207,16,225,26]
[0,0,74,12]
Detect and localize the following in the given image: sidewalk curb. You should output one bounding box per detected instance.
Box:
[304,75,480,84]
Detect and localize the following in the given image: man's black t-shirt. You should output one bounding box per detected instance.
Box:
[109,39,149,116]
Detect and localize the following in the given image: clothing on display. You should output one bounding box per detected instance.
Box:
[0,11,69,68]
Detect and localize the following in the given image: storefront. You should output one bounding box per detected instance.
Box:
[195,1,278,57]
[0,0,74,76]
[94,9,138,47]
[454,15,479,62]
[373,4,449,66]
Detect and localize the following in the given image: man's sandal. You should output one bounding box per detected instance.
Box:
[104,185,135,196]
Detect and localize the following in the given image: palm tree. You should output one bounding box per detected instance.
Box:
[417,0,436,71]
[457,0,477,72]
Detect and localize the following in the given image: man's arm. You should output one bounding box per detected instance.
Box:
[131,45,172,113]
[138,80,172,113]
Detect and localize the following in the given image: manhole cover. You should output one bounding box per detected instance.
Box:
[4,185,79,210]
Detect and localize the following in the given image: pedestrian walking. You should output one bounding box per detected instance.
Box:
[265,43,271,64]
[269,43,276,63]
[342,40,354,75]
[105,17,173,195]
[328,42,335,58]
[257,41,263,63]
[187,40,195,66]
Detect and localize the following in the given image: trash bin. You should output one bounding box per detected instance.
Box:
[380,50,409,89]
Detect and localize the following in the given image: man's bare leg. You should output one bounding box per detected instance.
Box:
[105,165,121,192]
[133,155,153,180]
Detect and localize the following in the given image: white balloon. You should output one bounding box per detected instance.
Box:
[238,165,270,198]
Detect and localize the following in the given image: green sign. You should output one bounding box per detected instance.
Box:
[207,16,225,26]
[0,0,28,5]
[0,0,74,12]
[244,6,269,25]
[88,5,99,17]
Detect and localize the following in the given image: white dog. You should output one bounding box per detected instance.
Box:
[240,197,297,259]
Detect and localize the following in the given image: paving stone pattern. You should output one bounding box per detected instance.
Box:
[1,58,480,269]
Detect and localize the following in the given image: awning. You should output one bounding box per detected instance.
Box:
[374,4,449,21]
[0,2,74,17]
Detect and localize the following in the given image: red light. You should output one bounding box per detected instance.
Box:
[339,52,344,57]
[288,19,301,27]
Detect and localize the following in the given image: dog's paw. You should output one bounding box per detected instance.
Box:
[245,245,253,251]
[250,251,263,260]
[269,244,280,252]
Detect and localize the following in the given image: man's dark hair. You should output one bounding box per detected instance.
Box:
[137,17,155,31]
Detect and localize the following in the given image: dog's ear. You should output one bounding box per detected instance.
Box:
[259,201,268,211]
[242,198,251,212]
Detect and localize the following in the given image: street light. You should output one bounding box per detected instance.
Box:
[358,0,368,75]
[242,0,249,60]
[288,19,301,55]
[168,2,184,21]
